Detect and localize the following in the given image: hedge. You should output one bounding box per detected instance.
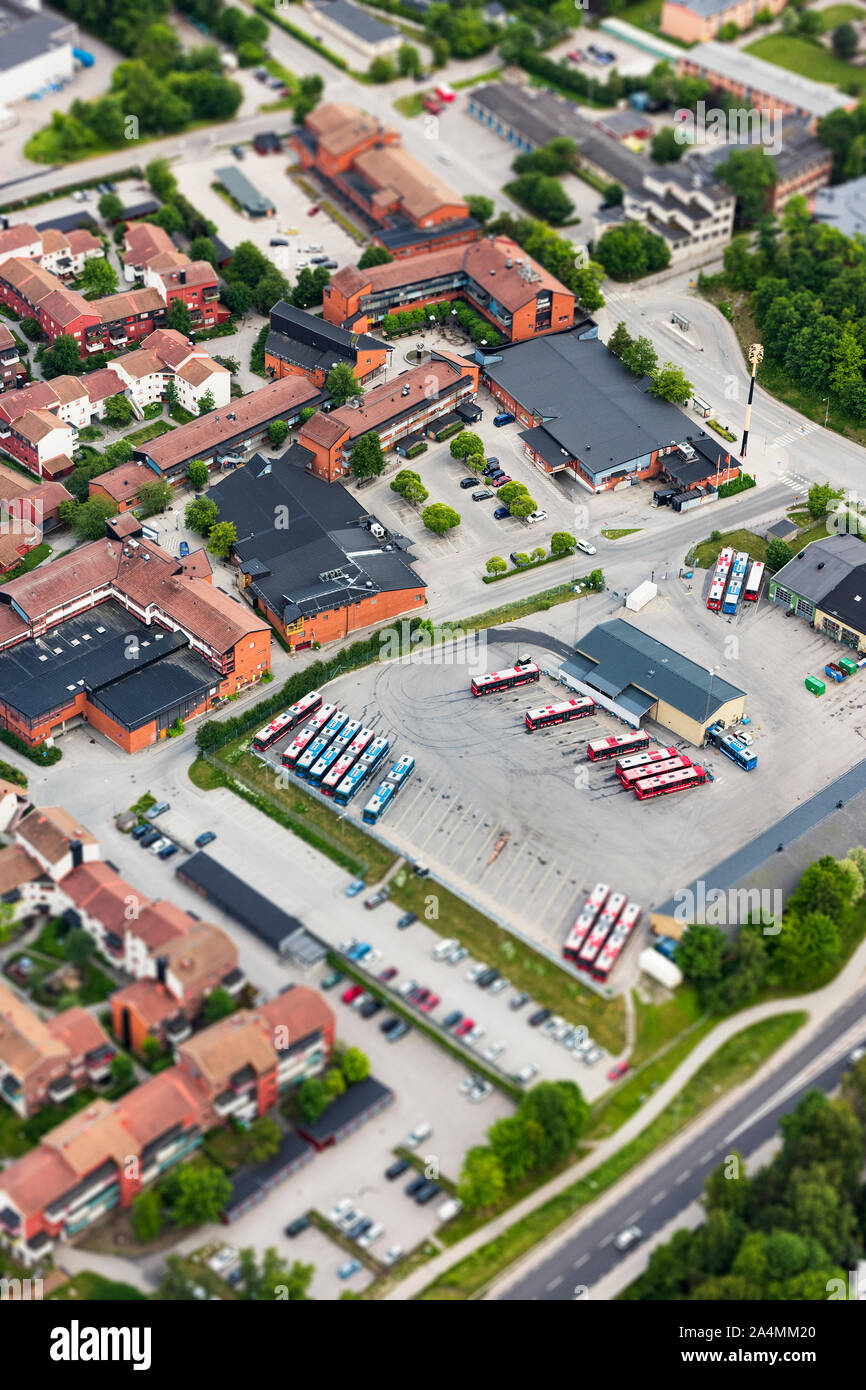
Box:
[403,441,428,459]
[0,759,26,788]
[718,472,756,499]
[195,618,427,753]
[252,0,348,69]
[0,729,61,765]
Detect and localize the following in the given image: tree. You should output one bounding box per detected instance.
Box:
[167,298,192,334]
[292,72,324,126]
[833,22,859,60]
[391,469,428,504]
[508,172,574,225]
[457,1145,506,1211]
[350,431,385,479]
[131,1188,163,1243]
[422,503,461,534]
[650,362,693,403]
[324,1067,346,1099]
[486,555,507,575]
[717,147,778,225]
[298,1077,329,1123]
[208,520,237,558]
[550,531,576,555]
[98,192,124,222]
[109,1052,134,1089]
[326,362,363,407]
[167,1162,232,1226]
[397,42,421,77]
[145,157,178,202]
[807,481,838,519]
[189,235,218,268]
[226,239,269,289]
[157,1255,203,1300]
[291,266,328,310]
[676,922,726,990]
[603,182,624,207]
[236,1247,313,1301]
[595,221,671,279]
[651,126,685,164]
[788,855,858,922]
[81,257,119,298]
[197,388,215,416]
[496,482,528,506]
[141,1036,163,1067]
[41,334,82,379]
[512,552,529,567]
[766,537,793,571]
[622,335,658,379]
[357,245,393,270]
[450,431,483,460]
[61,496,118,540]
[465,194,495,225]
[137,480,173,517]
[510,496,538,519]
[341,1046,370,1084]
[607,321,633,360]
[20,317,41,343]
[222,280,253,317]
[248,1116,281,1163]
[188,459,209,491]
[185,496,218,535]
[267,419,289,450]
[368,55,395,82]
[104,393,134,426]
[202,987,234,1025]
[163,376,179,415]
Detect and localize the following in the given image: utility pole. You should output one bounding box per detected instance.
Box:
[740,342,763,459]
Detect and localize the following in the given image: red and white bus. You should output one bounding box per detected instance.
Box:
[280,703,336,766]
[584,882,610,919]
[525,697,594,731]
[471,660,541,696]
[618,756,689,789]
[562,910,595,965]
[744,560,765,602]
[320,727,375,796]
[251,691,322,751]
[616,746,681,775]
[713,547,735,583]
[593,902,642,982]
[634,764,707,800]
[706,577,726,612]
[597,890,626,933]
[587,731,651,762]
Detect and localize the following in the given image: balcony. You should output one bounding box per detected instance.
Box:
[109,332,128,346]
[85,339,106,353]
[48,1074,75,1103]
[164,1013,192,1044]
[213,1085,254,1117]
[0,352,19,367]
[203,289,219,302]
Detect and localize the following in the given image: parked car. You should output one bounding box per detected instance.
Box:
[405,1174,428,1196]
[337,1207,362,1231]
[482,1040,506,1061]
[614,1225,642,1252]
[270,237,288,247]
[346,941,371,961]
[436,1198,463,1223]
[341,984,363,1005]
[307,205,320,216]
[850,1044,866,1064]
[179,540,190,558]
[380,1016,400,1034]
[149,837,172,856]
[347,1217,372,1241]
[489,977,509,995]
[144,801,170,820]
[542,1015,564,1037]
[345,878,365,897]
[442,1010,463,1030]
[386,1158,410,1180]
[357,1221,384,1249]
[454,1018,475,1037]
[382,1245,404,1266]
[469,1080,493,1102]
[476,968,499,989]
[359,997,383,1018]
[364,889,390,910]
[485,456,499,467]
[378,966,397,982]
[472,489,494,501]
[510,552,529,567]
[576,538,597,555]
[139,828,161,848]
[337,1259,362,1280]
[492,475,513,488]
[330,1197,353,1223]
[459,477,477,488]
[510,991,530,1010]
[465,962,488,983]
[158,842,179,861]
[528,1007,552,1028]
[415,1182,442,1205]
[396,912,416,930]
[583,1046,603,1065]
[465,1024,486,1046]
[231,144,244,158]
[526,510,548,525]
[387,1020,411,1042]
[459,1073,482,1095]
[320,970,343,990]
[285,1216,310,1238]
[493,506,511,520]
[493,411,514,426]
[608,1060,630,1081]
[131,823,150,840]
[516,1063,539,1084]
[351,992,371,1011]
[194,830,216,847]
[418,993,440,1014]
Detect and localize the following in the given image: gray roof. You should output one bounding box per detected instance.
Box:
[771,533,866,603]
[766,518,799,541]
[815,175,866,237]
[563,617,745,723]
[675,0,737,15]
[267,300,387,377]
[0,8,73,74]
[310,0,398,42]
[687,41,849,121]
[215,166,275,217]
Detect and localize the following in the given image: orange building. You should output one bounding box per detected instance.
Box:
[264,299,390,389]
[291,102,479,258]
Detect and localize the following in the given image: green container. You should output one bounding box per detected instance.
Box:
[839,656,858,677]
[805,676,826,696]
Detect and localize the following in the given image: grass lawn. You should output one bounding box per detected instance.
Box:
[33,917,68,960]
[745,35,866,92]
[123,420,174,447]
[601,528,641,539]
[0,543,51,585]
[203,1124,260,1173]
[419,1011,805,1299]
[170,404,197,425]
[393,93,425,118]
[690,518,831,569]
[818,2,866,25]
[49,1271,148,1300]
[618,0,663,26]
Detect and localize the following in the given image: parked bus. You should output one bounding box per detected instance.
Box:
[334,761,370,806]
[597,890,626,933]
[634,764,707,800]
[618,756,689,790]
[744,560,765,602]
[308,741,345,784]
[357,735,390,779]
[716,732,757,772]
[577,894,625,971]
[713,547,735,583]
[319,708,349,744]
[385,754,415,791]
[593,902,641,982]
[296,716,345,778]
[470,659,541,697]
[281,703,336,766]
[587,731,651,762]
[321,728,375,796]
[562,910,596,965]
[616,745,682,775]
[362,779,397,824]
[584,882,610,919]
[722,578,743,616]
[732,550,749,581]
[252,691,323,752]
[525,697,594,731]
[329,717,362,757]
[707,578,726,612]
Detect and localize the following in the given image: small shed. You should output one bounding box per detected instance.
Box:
[639,947,683,989]
[766,517,799,544]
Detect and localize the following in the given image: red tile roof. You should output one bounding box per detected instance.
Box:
[139,376,318,473]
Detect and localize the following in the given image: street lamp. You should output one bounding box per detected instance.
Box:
[823,397,830,428]
[740,342,763,458]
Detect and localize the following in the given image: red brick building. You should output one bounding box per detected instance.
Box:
[264,299,390,389]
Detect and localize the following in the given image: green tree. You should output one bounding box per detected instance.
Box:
[222,280,253,317]
[188,459,209,491]
[717,146,778,225]
[806,481,837,519]
[357,245,393,270]
[457,1145,506,1211]
[324,1067,346,1099]
[496,482,528,506]
[510,495,538,519]
[104,393,134,426]
[167,298,192,334]
[350,431,385,479]
[141,1036,164,1067]
[465,194,495,225]
[832,21,859,60]
[202,987,234,1024]
[397,42,422,76]
[651,127,685,164]
[676,922,726,992]
[292,72,324,126]
[584,567,605,591]
[98,192,124,222]
[788,855,858,921]
[236,1247,313,1301]
[512,551,529,567]
[60,496,118,540]
[487,1115,534,1184]
[603,182,624,207]
[342,1046,370,1084]
[449,431,483,460]
[267,419,289,449]
[650,361,693,403]
[197,388,216,416]
[486,555,507,575]
[189,235,218,268]
[830,322,865,412]
[109,1052,134,1089]
[550,531,576,555]
[508,172,574,225]
[164,376,179,413]
[622,335,658,379]
[208,520,237,558]
[776,911,842,988]
[226,238,269,288]
[131,1188,164,1243]
[298,1077,328,1123]
[20,317,41,343]
[168,1162,232,1227]
[518,1081,589,1168]
[595,221,671,279]
[607,321,633,360]
[146,157,178,202]
[368,55,395,82]
[422,503,461,534]
[41,334,82,378]
[81,257,119,298]
[157,1255,199,1300]
[185,496,218,535]
[326,362,363,407]
[137,480,173,517]
[766,537,793,571]
[248,1116,281,1162]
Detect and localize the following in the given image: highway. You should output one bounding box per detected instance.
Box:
[497,988,866,1300]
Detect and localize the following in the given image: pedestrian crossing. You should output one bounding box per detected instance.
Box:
[773,467,811,494]
[772,421,820,449]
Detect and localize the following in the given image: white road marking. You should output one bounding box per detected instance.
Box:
[650,1189,667,1205]
[674,1169,691,1184]
[599,1232,615,1247]
[573,1254,589,1270]
[546,1274,563,1291]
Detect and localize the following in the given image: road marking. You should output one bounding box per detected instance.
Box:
[599,1232,615,1246]
[699,1151,713,1163]
[674,1169,691,1184]
[573,1254,589,1270]
[624,1210,643,1224]
[546,1274,563,1291]
[650,1190,667,1205]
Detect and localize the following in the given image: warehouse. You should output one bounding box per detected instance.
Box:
[559,618,746,744]
[769,533,866,650]
[214,166,275,218]
[176,851,314,955]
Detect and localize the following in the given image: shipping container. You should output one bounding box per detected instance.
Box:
[805,676,826,696]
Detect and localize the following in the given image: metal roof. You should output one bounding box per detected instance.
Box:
[215,166,275,217]
[687,41,850,120]
[771,533,866,604]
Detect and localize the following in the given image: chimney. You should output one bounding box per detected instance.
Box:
[70,839,83,868]
[156,957,167,984]
[179,270,186,285]
[506,257,512,268]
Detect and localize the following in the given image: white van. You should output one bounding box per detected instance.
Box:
[432,937,459,960]
[305,243,323,252]
[406,1121,432,1148]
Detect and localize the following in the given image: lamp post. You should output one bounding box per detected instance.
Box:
[823,396,830,428]
[740,342,763,458]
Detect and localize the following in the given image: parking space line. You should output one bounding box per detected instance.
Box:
[436,800,482,850]
[416,796,461,849]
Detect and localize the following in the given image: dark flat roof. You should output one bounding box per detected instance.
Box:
[176,851,307,953]
[224,1129,314,1216]
[310,0,398,43]
[296,1075,393,1143]
[267,300,387,377]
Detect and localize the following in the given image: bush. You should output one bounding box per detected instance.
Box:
[0,729,61,765]
[717,473,756,498]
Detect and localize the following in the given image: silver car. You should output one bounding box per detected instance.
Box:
[448,946,468,965]
[583,1046,603,1065]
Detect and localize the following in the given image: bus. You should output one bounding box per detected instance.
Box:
[562,910,596,965]
[319,708,349,744]
[716,732,757,772]
[281,703,336,766]
[633,764,707,800]
[713,547,735,583]
[597,890,626,934]
[587,731,651,762]
[616,745,682,775]
[334,762,370,806]
[251,691,322,752]
[584,882,610,919]
[321,728,375,796]
[618,756,689,790]
[385,754,415,791]
[525,697,595,731]
[308,741,345,784]
[732,550,749,581]
[362,779,397,824]
[329,717,362,757]
[470,660,541,697]
[706,578,726,612]
[593,902,642,982]
[357,735,390,779]
[722,578,743,616]
[744,560,765,602]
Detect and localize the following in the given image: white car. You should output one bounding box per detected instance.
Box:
[295,257,310,268]
[208,1245,238,1274]
[357,1222,384,1249]
[339,937,359,953]
[576,538,597,555]
[381,1245,404,1266]
[850,1045,866,1064]
[615,1225,642,1252]
[526,510,548,525]
[459,1073,482,1095]
[330,1197,353,1224]
[583,1046,603,1065]
[488,977,509,995]
[398,978,419,998]
[465,961,488,983]
[148,837,170,855]
[516,1063,539,1084]
[436,1198,463,1223]
[482,1040,506,1061]
[552,1023,571,1043]
[465,1024,486,1046]
[351,992,371,1010]
[542,1015,564,1036]
[338,1207,364,1231]
[362,948,382,968]
[469,1080,493,1102]
[448,946,468,965]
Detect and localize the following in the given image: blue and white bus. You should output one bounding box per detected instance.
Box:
[385,754,415,791]
[357,735,389,778]
[362,780,397,824]
[722,578,743,616]
[334,761,371,806]
[309,741,344,784]
[717,732,757,771]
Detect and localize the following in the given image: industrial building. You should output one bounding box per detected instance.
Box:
[769,533,866,651]
[176,850,326,964]
[214,166,276,218]
[307,0,400,58]
[0,0,75,108]
[559,618,746,744]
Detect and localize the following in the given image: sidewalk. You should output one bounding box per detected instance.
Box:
[386,932,866,1300]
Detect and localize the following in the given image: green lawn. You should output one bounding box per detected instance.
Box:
[393,93,425,119]
[818,3,866,28]
[690,518,831,570]
[123,420,174,447]
[601,528,642,540]
[746,35,866,93]
[49,1271,148,1300]
[0,543,50,585]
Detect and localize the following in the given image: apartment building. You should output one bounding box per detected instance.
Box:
[0,982,114,1119]
[661,0,786,43]
[678,41,854,129]
[0,325,23,393]
[264,300,390,390]
[110,329,231,417]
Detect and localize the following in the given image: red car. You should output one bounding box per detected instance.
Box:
[566,49,582,63]
[413,987,430,1006]
[419,993,440,1013]
[379,966,398,982]
[492,475,513,488]
[341,984,363,1005]
[454,1018,475,1037]
[607,1060,630,1082]
[423,96,444,115]
[307,205,320,216]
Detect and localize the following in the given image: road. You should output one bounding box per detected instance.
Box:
[497,988,866,1300]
